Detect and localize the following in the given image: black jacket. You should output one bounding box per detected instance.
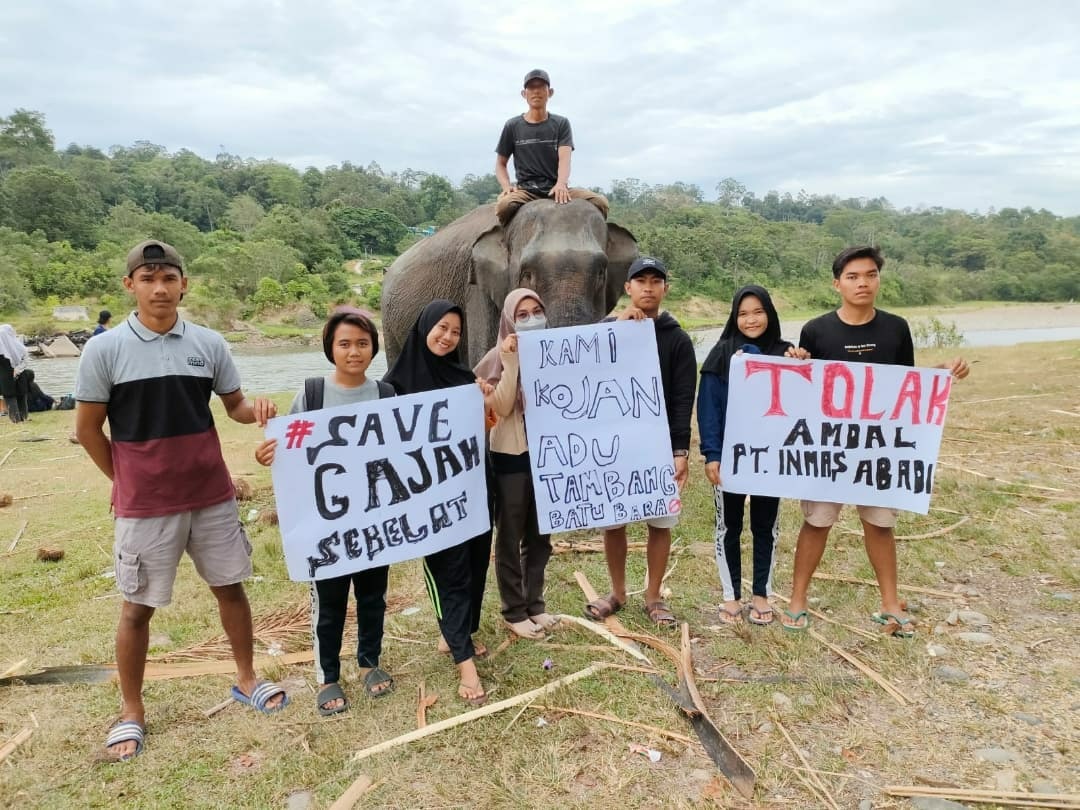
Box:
[654,312,697,452]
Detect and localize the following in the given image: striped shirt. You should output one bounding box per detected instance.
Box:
[75,312,240,518]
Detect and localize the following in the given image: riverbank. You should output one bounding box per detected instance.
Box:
[22,302,1080,397]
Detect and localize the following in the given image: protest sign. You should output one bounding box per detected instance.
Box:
[266,384,489,581]
[721,355,953,513]
[517,320,678,534]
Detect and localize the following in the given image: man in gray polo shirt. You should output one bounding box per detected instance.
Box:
[75,239,288,761]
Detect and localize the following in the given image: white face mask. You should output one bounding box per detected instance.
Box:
[515,314,548,332]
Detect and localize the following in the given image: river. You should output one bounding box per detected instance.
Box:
[25,320,1080,397]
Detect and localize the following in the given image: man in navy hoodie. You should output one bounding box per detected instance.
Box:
[584,257,697,628]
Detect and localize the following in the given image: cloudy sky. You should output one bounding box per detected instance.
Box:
[3,0,1078,214]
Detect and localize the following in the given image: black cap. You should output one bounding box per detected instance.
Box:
[523,69,551,87]
[627,256,668,281]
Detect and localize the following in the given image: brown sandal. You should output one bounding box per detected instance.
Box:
[645,600,678,628]
[583,593,624,622]
[718,604,744,625]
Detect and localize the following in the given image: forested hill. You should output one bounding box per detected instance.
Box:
[1,109,1078,326]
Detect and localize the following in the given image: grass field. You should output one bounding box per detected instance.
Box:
[0,340,1077,809]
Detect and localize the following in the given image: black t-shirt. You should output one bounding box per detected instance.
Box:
[799,310,915,367]
[495,113,574,193]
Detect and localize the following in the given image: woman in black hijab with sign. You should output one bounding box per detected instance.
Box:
[383,299,494,704]
[697,285,808,629]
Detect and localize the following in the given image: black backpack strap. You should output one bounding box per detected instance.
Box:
[304,376,325,410]
[376,380,396,399]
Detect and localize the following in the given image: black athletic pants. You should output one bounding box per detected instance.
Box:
[423,529,491,663]
[714,488,780,601]
[310,565,389,684]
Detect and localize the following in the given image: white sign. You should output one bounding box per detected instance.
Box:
[266,384,489,580]
[517,320,679,534]
[722,355,953,513]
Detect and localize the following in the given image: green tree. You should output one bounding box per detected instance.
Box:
[2,166,101,246]
[0,109,55,171]
[329,206,408,255]
[223,195,266,235]
[418,174,454,222]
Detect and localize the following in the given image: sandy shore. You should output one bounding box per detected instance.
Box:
[894,301,1080,330]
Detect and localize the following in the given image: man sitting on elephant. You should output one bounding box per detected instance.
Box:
[494,69,609,226]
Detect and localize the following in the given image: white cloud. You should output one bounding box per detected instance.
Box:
[0,0,1077,213]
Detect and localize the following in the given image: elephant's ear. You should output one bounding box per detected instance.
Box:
[604,222,639,313]
[469,224,511,305]
[466,224,510,364]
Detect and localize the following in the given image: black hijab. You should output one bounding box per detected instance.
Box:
[701,285,791,380]
[382,300,476,394]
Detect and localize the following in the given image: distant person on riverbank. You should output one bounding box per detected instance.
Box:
[92,310,112,336]
[255,307,396,715]
[782,246,969,637]
[75,239,288,762]
[494,69,609,225]
[0,324,31,423]
[698,285,809,628]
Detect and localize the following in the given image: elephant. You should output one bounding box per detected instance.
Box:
[381,199,639,367]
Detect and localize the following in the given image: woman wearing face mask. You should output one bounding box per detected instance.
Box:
[474,289,557,640]
[383,300,494,705]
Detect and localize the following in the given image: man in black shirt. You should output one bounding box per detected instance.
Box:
[494,69,609,225]
[584,257,697,629]
[782,246,969,637]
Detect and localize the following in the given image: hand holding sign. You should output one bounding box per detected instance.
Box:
[517,320,678,533]
[265,385,489,580]
[721,355,953,514]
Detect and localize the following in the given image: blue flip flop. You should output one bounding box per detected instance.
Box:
[105,720,145,761]
[231,680,289,714]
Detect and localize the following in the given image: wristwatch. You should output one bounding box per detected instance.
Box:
[672,450,689,457]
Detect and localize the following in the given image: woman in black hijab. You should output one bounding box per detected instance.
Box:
[383,300,494,704]
[697,285,808,627]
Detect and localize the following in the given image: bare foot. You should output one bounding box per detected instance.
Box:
[457,658,486,705]
[438,635,487,657]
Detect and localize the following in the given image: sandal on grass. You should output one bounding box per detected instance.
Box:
[362,667,394,698]
[104,720,145,762]
[644,600,678,628]
[781,609,810,632]
[748,606,774,626]
[583,593,623,622]
[872,611,916,638]
[317,682,349,716]
[458,679,487,706]
[231,680,289,714]
[718,604,744,625]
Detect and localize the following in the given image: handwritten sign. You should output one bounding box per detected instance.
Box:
[266,384,489,580]
[517,320,678,534]
[721,355,953,513]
